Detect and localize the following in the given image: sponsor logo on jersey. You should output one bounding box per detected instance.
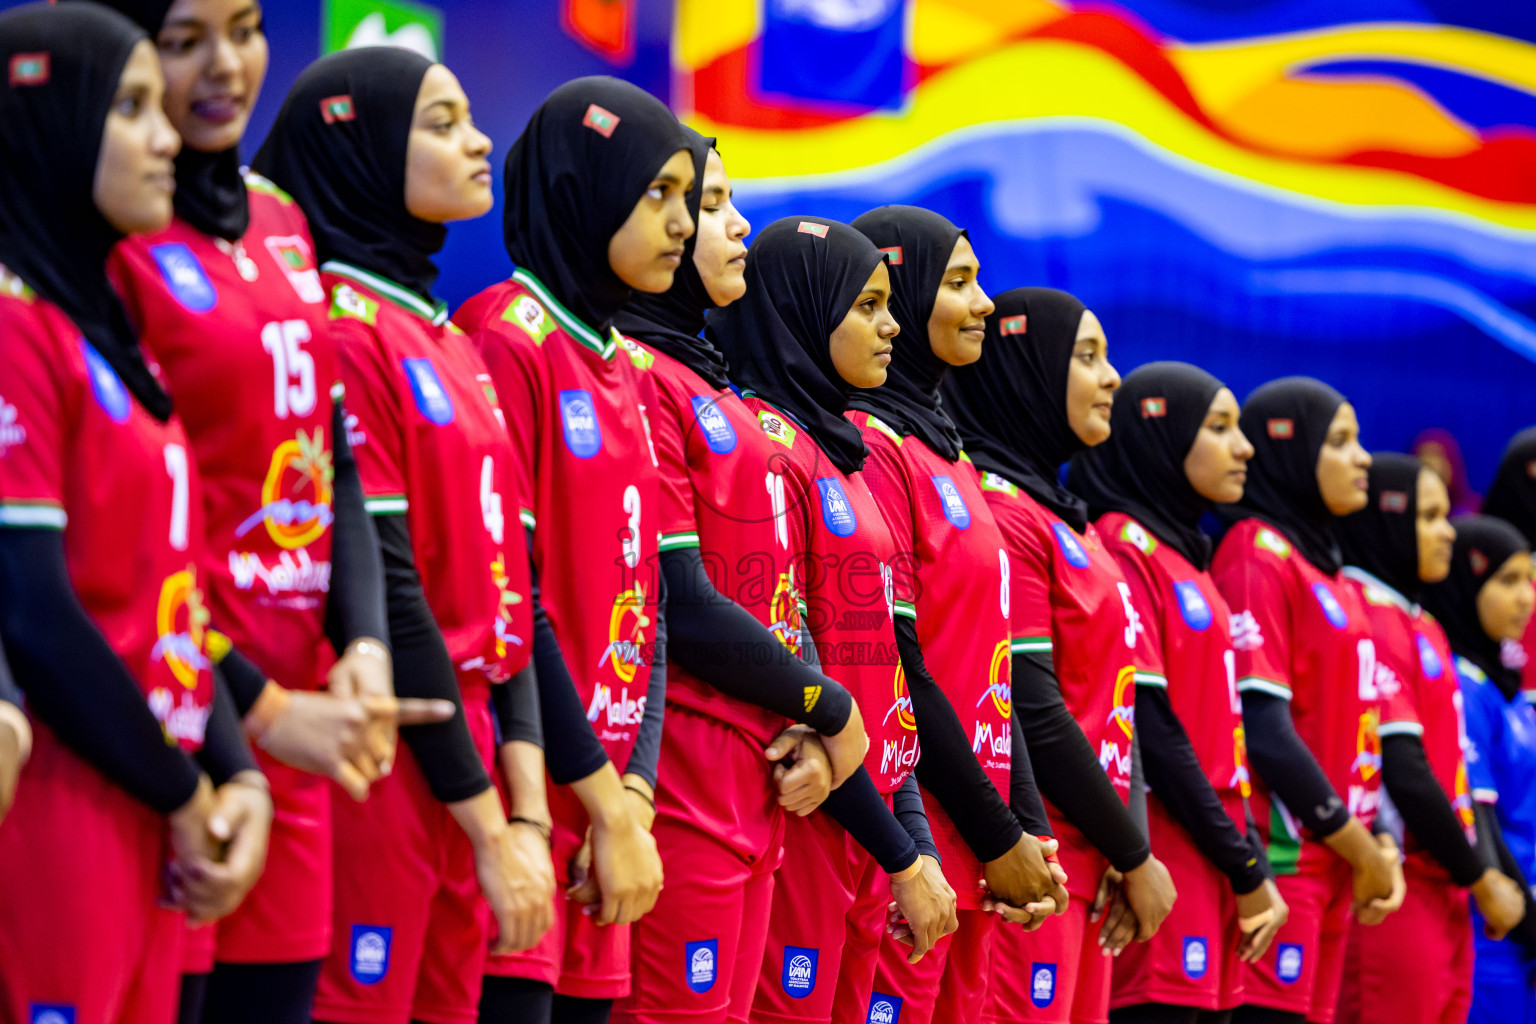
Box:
[767,569,804,656]
[320,94,355,123]
[80,339,132,423]
[9,53,49,87]
[782,947,818,997]
[867,993,903,1023]
[758,409,797,448]
[1183,937,1209,979]
[1276,943,1303,983]
[972,718,1010,763]
[804,685,821,712]
[558,388,602,458]
[1140,397,1166,418]
[28,1007,73,1024]
[1107,664,1135,741]
[865,414,904,445]
[234,429,335,550]
[148,566,213,745]
[931,474,971,529]
[978,471,1017,495]
[264,235,325,303]
[1255,528,1291,558]
[797,221,829,237]
[1230,610,1263,651]
[881,730,920,779]
[403,357,455,426]
[1351,707,1381,782]
[1000,315,1027,336]
[1030,964,1057,1007]
[817,478,858,537]
[0,396,26,453]
[620,333,655,370]
[1051,521,1090,568]
[879,246,903,265]
[582,102,619,137]
[1174,580,1213,631]
[0,263,36,302]
[691,395,738,454]
[1120,520,1156,554]
[984,639,1012,719]
[349,925,391,984]
[1231,725,1252,798]
[330,283,377,324]
[886,664,917,730]
[1311,582,1348,629]
[503,293,554,343]
[599,584,651,686]
[685,939,717,993]
[1267,418,1294,439]
[151,242,218,313]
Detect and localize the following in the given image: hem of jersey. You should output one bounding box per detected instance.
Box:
[363,495,408,515]
[519,509,536,530]
[510,266,616,359]
[1375,720,1425,738]
[1235,676,1292,700]
[0,502,67,528]
[657,532,700,551]
[1133,671,1168,688]
[1010,636,1052,653]
[321,260,447,325]
[893,599,917,620]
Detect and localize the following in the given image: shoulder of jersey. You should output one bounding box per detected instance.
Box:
[1456,655,1487,684]
[977,470,1019,497]
[0,264,36,307]
[243,171,297,207]
[1248,523,1293,562]
[327,279,381,326]
[617,333,655,371]
[754,406,798,450]
[1109,516,1159,557]
[496,286,559,347]
[862,413,904,446]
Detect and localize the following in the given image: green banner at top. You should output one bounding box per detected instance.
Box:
[323,0,444,61]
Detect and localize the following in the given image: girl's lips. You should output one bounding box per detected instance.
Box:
[191,96,242,125]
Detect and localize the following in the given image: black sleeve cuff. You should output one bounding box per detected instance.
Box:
[822,766,920,874]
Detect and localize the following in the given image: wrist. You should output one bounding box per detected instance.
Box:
[228,769,270,795]
[243,680,289,747]
[448,789,509,850]
[889,855,923,883]
[0,701,32,765]
[345,637,391,665]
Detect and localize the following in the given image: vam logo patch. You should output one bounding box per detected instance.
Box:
[817,478,858,537]
[1417,633,1444,679]
[402,357,454,426]
[80,340,131,423]
[151,242,217,313]
[866,993,902,1023]
[1051,521,1090,569]
[559,389,603,458]
[691,395,738,454]
[1183,936,1208,979]
[1174,581,1213,632]
[1276,942,1304,983]
[782,946,818,997]
[931,475,971,529]
[1030,963,1057,1007]
[350,925,391,984]
[686,938,717,993]
[1311,582,1348,629]
[29,1006,74,1024]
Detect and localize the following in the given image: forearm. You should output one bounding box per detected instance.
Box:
[1380,734,1483,887]
[623,582,666,789]
[893,772,939,862]
[1241,691,1350,838]
[822,766,920,875]
[1009,712,1053,838]
[195,668,260,785]
[499,738,550,825]
[491,663,543,748]
[324,400,389,654]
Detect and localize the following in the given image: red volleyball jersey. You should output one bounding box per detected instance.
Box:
[324,262,528,688]
[640,346,796,748]
[1345,568,1473,856]
[0,268,213,750]
[110,175,336,689]
[740,397,913,793]
[1100,512,1249,826]
[1212,519,1380,873]
[456,270,659,768]
[851,413,1012,906]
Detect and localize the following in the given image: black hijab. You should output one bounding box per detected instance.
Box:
[708,215,884,475]
[610,126,729,388]
[91,0,249,240]
[502,75,691,335]
[252,48,443,301]
[1338,452,1425,601]
[846,205,965,461]
[0,2,171,421]
[1068,361,1225,569]
[1483,426,1536,544]
[1224,376,1349,576]
[1422,515,1530,698]
[942,287,1092,530]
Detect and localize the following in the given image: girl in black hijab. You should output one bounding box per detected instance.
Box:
[1483,426,1536,688]
[943,290,1176,1024]
[1069,363,1287,1023]
[0,4,271,1019]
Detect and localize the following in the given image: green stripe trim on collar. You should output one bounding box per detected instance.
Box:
[511,267,615,359]
[322,261,448,325]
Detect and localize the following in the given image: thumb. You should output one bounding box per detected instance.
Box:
[763,734,797,763]
[207,787,246,843]
[391,698,458,725]
[1036,837,1059,858]
[333,760,371,802]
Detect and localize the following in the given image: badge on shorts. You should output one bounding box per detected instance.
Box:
[782,946,818,998]
[685,938,717,993]
[1030,963,1057,1007]
[349,925,391,985]
[1174,581,1213,632]
[29,1006,74,1024]
[1418,632,1444,679]
[1276,942,1304,983]
[80,339,131,424]
[817,478,858,537]
[403,357,455,426]
[1311,582,1348,629]
[691,395,737,455]
[150,242,217,313]
[931,475,971,530]
[1183,936,1209,979]
[866,992,903,1023]
[1051,521,1090,569]
[559,389,602,458]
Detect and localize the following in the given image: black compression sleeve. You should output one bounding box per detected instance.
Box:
[491,663,543,748]
[623,578,666,788]
[1129,721,1148,834]
[0,633,18,709]
[196,668,259,785]
[324,401,388,655]
[375,515,490,803]
[210,640,269,716]
[1474,801,1504,874]
[1241,692,1349,838]
[1012,651,1150,872]
[1009,712,1053,838]
[1136,686,1265,893]
[1248,801,1277,881]
[528,530,610,785]
[660,549,852,734]
[821,766,920,874]
[894,773,939,862]
[1486,807,1536,958]
[1380,734,1483,887]
[899,617,1022,863]
[0,529,201,812]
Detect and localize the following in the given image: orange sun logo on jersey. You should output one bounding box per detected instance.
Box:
[1351,708,1382,782]
[152,564,211,689]
[1231,725,1252,798]
[767,568,804,657]
[978,639,1012,720]
[602,584,651,684]
[490,551,524,666]
[886,663,917,731]
[236,428,335,550]
[1107,664,1136,739]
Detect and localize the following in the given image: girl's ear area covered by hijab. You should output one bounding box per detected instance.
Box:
[1423,514,1530,698]
[1482,426,1536,544]
[941,286,1092,530]
[500,75,691,334]
[707,216,884,475]
[0,1,171,420]
[251,47,442,301]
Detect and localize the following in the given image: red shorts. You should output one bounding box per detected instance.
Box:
[0,726,185,1024]
[1336,853,1472,1024]
[871,909,995,1024]
[1241,854,1352,1023]
[985,894,1109,1024]
[1111,799,1243,1012]
[751,806,888,1023]
[613,709,785,1023]
[313,691,494,1024]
